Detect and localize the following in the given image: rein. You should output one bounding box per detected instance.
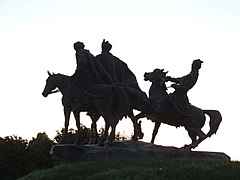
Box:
[49,89,60,94]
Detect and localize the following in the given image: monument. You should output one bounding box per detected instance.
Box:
[42,40,228,163]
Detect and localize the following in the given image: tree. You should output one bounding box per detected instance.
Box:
[98,126,130,141]
[26,132,54,173]
[115,131,130,141]
[0,135,28,180]
[54,124,91,144]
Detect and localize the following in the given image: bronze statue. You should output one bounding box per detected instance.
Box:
[136,66,222,149]
[42,43,150,145]
[42,40,221,150]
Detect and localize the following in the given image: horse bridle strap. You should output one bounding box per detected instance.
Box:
[50,89,60,94]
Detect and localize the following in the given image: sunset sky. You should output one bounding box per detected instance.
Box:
[0,0,239,160]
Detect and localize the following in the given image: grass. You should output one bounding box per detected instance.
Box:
[19,158,240,180]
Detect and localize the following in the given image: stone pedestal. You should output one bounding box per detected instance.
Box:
[50,140,230,164]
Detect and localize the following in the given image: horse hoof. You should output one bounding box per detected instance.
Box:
[131,136,138,141]
[58,140,65,144]
[181,145,192,151]
[104,141,113,147]
[98,142,105,147]
[74,141,81,145]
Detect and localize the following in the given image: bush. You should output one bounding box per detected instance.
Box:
[0,127,133,179]
[54,125,91,144]
[0,135,28,180]
[26,132,54,173]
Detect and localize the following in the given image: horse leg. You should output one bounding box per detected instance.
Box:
[106,120,118,146]
[89,112,100,144]
[184,128,207,150]
[73,111,81,145]
[98,123,110,147]
[128,111,138,141]
[59,107,71,144]
[182,129,197,148]
[188,130,197,143]
[95,96,116,146]
[100,110,117,146]
[151,121,161,144]
[135,112,146,121]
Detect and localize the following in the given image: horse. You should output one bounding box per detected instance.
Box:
[42,71,95,144]
[42,72,150,145]
[136,68,222,150]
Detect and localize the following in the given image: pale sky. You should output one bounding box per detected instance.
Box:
[0,0,240,160]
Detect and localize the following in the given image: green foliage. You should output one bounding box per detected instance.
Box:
[0,133,55,180]
[115,131,130,141]
[0,127,154,179]
[20,158,240,180]
[0,135,28,180]
[26,132,54,173]
[98,127,130,141]
[54,128,78,144]
[54,124,91,144]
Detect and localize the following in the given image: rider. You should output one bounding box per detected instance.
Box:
[95,39,145,93]
[73,41,98,79]
[71,41,104,98]
[167,59,203,114]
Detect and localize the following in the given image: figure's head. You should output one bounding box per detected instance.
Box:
[192,59,203,71]
[101,39,112,53]
[74,41,85,50]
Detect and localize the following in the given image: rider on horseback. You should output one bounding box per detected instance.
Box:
[153,59,203,116]
[167,59,203,115]
[95,39,144,93]
[70,41,107,100]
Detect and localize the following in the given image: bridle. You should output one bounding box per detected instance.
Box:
[49,89,60,94]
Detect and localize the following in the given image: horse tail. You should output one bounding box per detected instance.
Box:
[203,110,222,137]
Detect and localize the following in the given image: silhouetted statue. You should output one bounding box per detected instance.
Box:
[135,67,222,149]
[42,40,221,150]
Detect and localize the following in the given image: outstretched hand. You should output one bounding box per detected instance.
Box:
[171,83,178,89]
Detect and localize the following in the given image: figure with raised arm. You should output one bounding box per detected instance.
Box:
[167,59,203,114]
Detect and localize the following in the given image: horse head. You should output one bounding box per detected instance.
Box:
[144,68,169,100]
[42,71,61,97]
[144,68,168,85]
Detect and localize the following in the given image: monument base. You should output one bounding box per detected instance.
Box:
[50,140,230,164]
